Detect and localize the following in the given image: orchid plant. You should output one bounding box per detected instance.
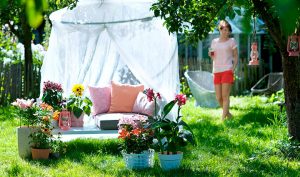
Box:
[145,89,196,154]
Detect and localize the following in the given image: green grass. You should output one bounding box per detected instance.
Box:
[1,96,299,177]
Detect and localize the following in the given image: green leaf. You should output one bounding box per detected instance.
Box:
[72,106,83,118]
[162,100,176,118]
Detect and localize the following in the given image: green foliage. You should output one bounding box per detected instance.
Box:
[50,133,67,154]
[180,65,191,97]
[150,1,300,45]
[268,89,285,104]
[148,92,196,154]
[67,95,92,118]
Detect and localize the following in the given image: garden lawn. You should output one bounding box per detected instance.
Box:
[0,96,299,177]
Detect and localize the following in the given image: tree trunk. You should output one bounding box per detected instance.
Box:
[282,54,300,141]
[253,0,300,141]
[21,13,33,97]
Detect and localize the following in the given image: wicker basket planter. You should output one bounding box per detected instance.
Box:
[122,149,155,169]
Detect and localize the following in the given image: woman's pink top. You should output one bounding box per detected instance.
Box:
[211,38,237,73]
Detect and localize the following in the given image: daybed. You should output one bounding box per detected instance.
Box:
[89,81,156,130]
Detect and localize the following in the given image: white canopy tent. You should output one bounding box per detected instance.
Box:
[41,0,179,102]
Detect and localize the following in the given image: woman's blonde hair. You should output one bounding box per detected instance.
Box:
[218,20,232,32]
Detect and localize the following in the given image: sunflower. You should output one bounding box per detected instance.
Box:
[72,84,85,97]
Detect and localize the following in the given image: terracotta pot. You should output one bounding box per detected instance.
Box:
[17,126,39,159]
[31,148,50,160]
[71,112,84,127]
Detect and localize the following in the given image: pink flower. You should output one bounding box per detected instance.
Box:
[12,98,34,109]
[43,81,63,93]
[145,88,154,102]
[175,94,186,106]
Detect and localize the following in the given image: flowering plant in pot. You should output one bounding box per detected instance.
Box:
[145,89,196,170]
[118,114,155,169]
[12,98,40,158]
[29,103,54,159]
[67,84,92,119]
[41,81,63,110]
[12,98,38,127]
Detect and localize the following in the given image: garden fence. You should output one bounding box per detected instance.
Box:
[179,58,266,95]
[0,58,266,106]
[0,62,41,106]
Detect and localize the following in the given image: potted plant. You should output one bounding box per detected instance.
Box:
[12,98,39,158]
[145,89,196,170]
[29,103,54,160]
[41,81,64,127]
[118,115,154,169]
[50,132,67,159]
[41,81,63,110]
[67,84,92,127]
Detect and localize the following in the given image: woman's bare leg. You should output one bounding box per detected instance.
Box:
[221,83,232,119]
[215,84,223,108]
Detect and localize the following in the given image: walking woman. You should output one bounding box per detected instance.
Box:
[208,20,238,120]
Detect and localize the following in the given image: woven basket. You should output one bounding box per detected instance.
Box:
[122,149,154,169]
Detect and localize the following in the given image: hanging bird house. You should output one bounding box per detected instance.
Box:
[59,109,71,130]
[287,34,300,57]
[249,42,259,66]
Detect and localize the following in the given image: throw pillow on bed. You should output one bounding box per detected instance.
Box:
[132,92,155,116]
[88,85,111,116]
[109,81,144,113]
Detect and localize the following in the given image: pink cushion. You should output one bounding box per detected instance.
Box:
[132,92,155,116]
[109,81,144,113]
[88,85,111,115]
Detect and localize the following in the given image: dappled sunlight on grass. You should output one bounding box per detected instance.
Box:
[0,96,299,176]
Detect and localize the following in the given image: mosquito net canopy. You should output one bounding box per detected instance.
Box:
[41,0,179,102]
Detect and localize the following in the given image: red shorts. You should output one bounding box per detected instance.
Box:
[214,70,234,85]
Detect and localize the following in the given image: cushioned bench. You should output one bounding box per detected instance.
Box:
[94,113,146,130]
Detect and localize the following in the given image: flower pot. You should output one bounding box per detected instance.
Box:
[17,126,39,159]
[71,112,84,127]
[158,152,183,171]
[122,149,154,169]
[31,148,50,160]
[51,152,60,159]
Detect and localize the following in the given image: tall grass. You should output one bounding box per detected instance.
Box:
[0,96,299,177]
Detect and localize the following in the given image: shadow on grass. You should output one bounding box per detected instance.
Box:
[62,138,122,161]
[238,158,300,176]
[112,165,220,177]
[188,118,255,158]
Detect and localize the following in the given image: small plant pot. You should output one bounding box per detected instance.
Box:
[122,149,155,169]
[51,152,60,159]
[31,148,50,160]
[71,113,84,127]
[158,152,183,171]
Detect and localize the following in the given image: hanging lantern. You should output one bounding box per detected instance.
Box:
[249,15,259,66]
[59,109,71,130]
[249,42,259,66]
[287,33,300,57]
